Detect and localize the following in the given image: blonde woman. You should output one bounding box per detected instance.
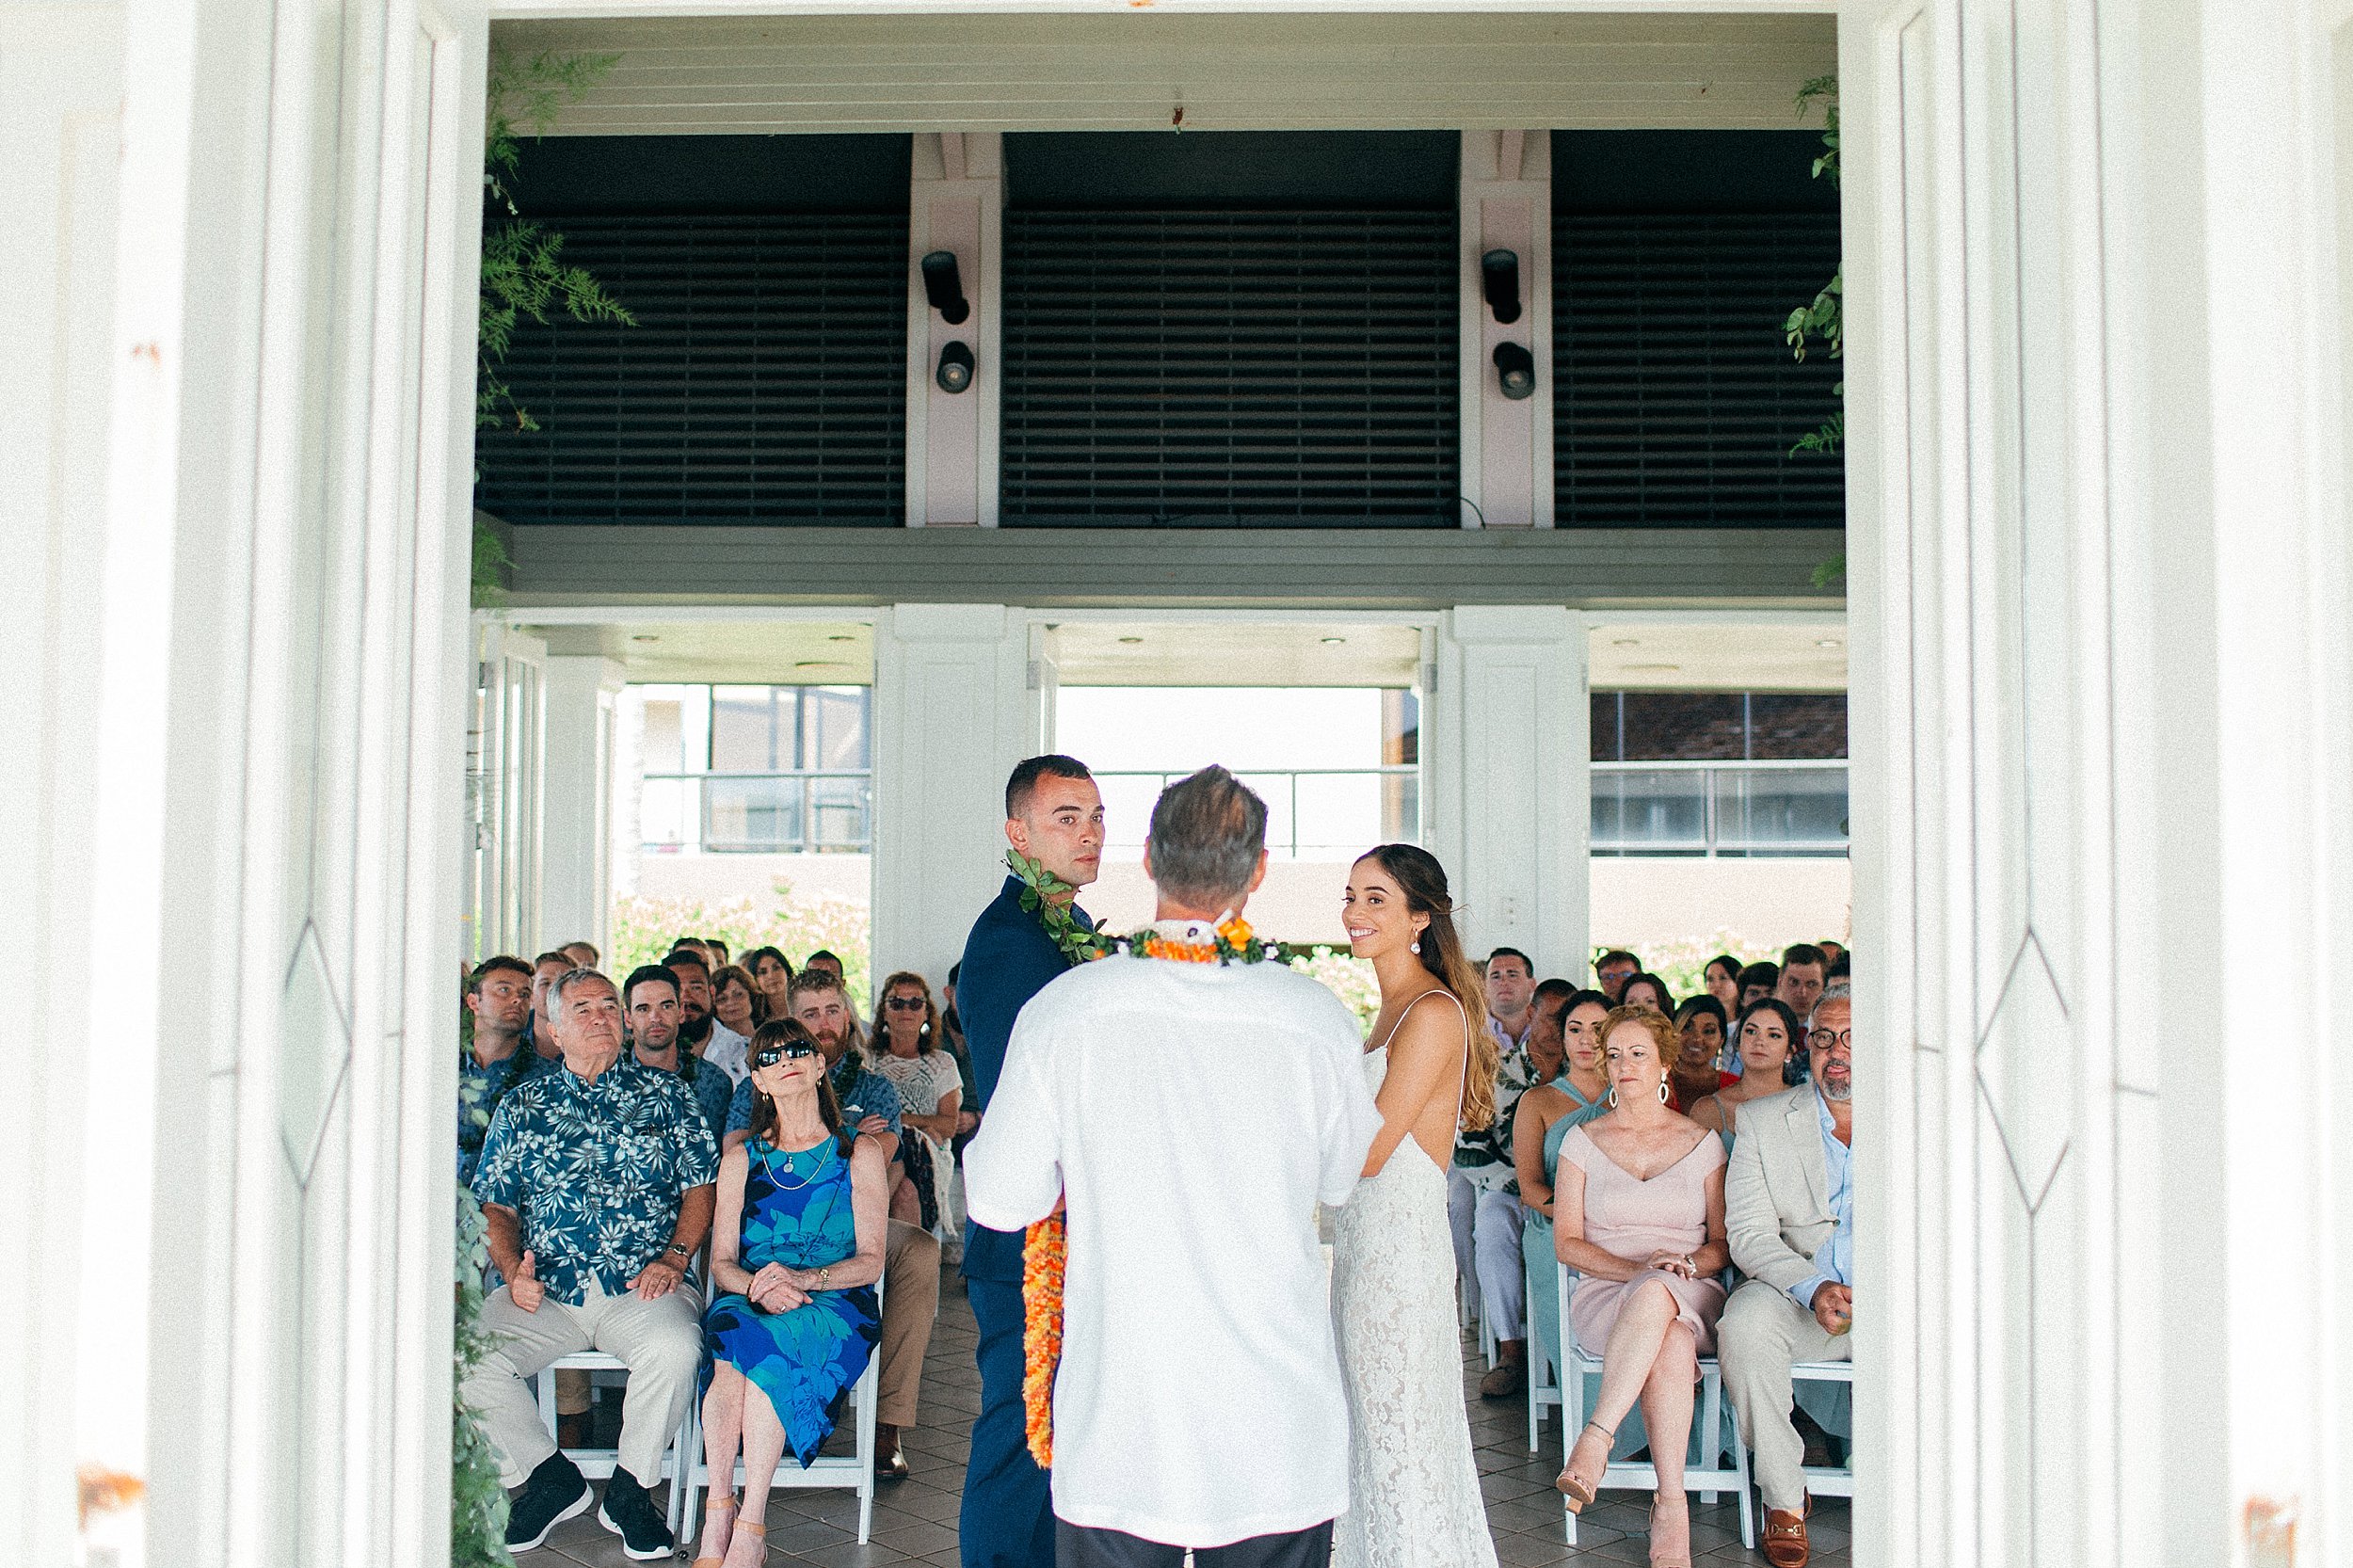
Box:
[1332,843,1502,1568]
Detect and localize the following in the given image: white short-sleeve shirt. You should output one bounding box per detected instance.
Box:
[962,952,1381,1547]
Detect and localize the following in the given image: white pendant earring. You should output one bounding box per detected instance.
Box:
[1410,939,1422,954]
[1658,1078,1673,1105]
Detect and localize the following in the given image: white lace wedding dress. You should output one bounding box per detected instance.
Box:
[1330,996,1500,1568]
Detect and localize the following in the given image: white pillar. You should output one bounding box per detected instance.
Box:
[1458,130,1555,529]
[871,604,1032,988]
[1431,606,1587,980]
[541,655,624,956]
[905,131,1005,527]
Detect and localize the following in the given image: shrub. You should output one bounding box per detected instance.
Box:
[611,878,872,1010]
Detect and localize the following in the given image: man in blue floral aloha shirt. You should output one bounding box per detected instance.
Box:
[464,968,719,1560]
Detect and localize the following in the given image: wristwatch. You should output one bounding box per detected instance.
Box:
[816,1266,832,1289]
[664,1242,691,1264]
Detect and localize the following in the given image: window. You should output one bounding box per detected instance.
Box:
[637,684,872,854]
[1590,690,1847,856]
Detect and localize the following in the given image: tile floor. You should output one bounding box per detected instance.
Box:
[519,1268,1852,1566]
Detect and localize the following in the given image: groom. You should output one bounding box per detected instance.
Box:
[958,755,1106,1568]
[965,766,1380,1566]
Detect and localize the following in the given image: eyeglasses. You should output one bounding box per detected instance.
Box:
[1807,1029,1854,1051]
[885,997,927,1012]
[751,1040,819,1069]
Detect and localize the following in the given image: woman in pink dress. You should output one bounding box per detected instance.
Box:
[1551,1006,1730,1568]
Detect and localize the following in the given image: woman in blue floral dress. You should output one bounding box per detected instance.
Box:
[694,1019,888,1568]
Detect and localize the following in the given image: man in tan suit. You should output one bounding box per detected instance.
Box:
[1719,985,1854,1568]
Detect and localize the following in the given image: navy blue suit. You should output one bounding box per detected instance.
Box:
[957,875,1092,1568]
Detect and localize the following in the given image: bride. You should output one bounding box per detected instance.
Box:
[1331,843,1502,1568]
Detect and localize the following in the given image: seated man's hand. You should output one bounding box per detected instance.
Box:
[856,1113,889,1141]
[510,1250,545,1314]
[1811,1281,1853,1335]
[748,1263,808,1314]
[629,1256,685,1301]
[955,1111,980,1135]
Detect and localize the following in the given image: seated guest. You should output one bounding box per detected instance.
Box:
[712,963,760,1045]
[1552,1007,1730,1568]
[726,969,938,1484]
[1774,944,1828,1024]
[1817,939,1845,967]
[703,936,732,968]
[562,939,600,970]
[1513,984,1612,1384]
[1689,1000,1801,1147]
[1668,996,1737,1111]
[1619,971,1674,1014]
[1454,947,1543,1398]
[460,955,549,1188]
[521,950,571,1064]
[1718,986,1855,1568]
[691,1020,888,1568]
[802,949,846,985]
[868,971,964,1237]
[627,964,734,1142]
[744,946,793,1023]
[1737,960,1780,1011]
[668,948,751,1085]
[1701,954,1744,1052]
[1825,947,1851,984]
[463,968,718,1559]
[1594,949,1641,1003]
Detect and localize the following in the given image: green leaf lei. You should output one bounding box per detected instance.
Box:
[1006,850,1273,965]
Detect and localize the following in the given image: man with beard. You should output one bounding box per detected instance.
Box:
[721,970,942,1482]
[1719,984,1856,1568]
[664,947,750,1084]
[624,965,733,1143]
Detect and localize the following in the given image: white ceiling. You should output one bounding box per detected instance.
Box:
[1588,618,1846,692]
[528,618,876,683]
[1048,619,1426,687]
[493,12,1838,136]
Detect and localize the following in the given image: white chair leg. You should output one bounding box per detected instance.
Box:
[1698,1368,1723,1503]
[1731,1402,1755,1550]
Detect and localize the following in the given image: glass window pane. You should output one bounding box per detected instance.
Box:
[1292,771,1383,859]
[1236,772,1298,861]
[1711,765,1849,851]
[1095,773,1163,858]
[1747,695,1849,760]
[704,776,803,852]
[1590,767,1709,852]
[1619,693,1745,760]
[640,777,690,849]
[1590,692,1621,762]
[1382,689,1420,766]
[808,776,872,852]
[641,698,685,774]
[712,686,788,773]
[1381,771,1420,845]
[804,687,871,771]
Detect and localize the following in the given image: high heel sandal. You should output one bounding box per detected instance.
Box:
[1648,1495,1693,1568]
[719,1518,765,1568]
[1554,1419,1614,1511]
[691,1493,737,1568]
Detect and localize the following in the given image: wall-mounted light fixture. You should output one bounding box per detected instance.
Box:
[921,250,970,324]
[936,339,975,394]
[1481,248,1523,324]
[1494,342,1536,400]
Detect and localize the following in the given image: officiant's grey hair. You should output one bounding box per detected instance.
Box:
[1146,766,1268,908]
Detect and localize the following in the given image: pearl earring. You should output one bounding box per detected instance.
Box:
[1410,939,1421,954]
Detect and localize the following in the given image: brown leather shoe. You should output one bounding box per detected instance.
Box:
[1762,1495,1812,1568]
[1479,1347,1528,1400]
[872,1423,910,1481]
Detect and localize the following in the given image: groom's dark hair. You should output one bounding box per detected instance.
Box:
[1006,754,1093,818]
[1146,766,1267,909]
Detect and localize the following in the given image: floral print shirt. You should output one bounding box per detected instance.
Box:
[474,1057,721,1306]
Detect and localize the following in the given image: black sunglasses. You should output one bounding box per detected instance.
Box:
[752,1040,819,1069]
[885,997,927,1012]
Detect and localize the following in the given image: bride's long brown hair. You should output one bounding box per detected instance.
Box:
[1359,843,1498,1132]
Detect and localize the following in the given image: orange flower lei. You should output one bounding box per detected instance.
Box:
[1017,915,1264,1467]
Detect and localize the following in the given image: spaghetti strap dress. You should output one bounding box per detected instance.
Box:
[702,1137,881,1466]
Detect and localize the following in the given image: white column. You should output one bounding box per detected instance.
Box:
[1431,606,1587,979]
[905,131,1005,527]
[871,604,1032,988]
[540,655,625,955]
[1457,130,1555,529]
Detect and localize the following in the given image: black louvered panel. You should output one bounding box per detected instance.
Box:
[1555,215,1844,529]
[1001,210,1459,529]
[474,215,907,527]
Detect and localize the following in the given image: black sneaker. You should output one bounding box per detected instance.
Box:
[596,1465,675,1561]
[504,1450,591,1553]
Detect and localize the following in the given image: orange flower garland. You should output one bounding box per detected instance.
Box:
[1016,916,1262,1467]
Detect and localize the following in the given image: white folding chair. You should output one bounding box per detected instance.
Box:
[679,1270,886,1548]
[1552,1260,1740,1544]
[534,1352,696,1539]
[1728,1357,1855,1548]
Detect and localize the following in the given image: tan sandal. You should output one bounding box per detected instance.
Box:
[1555,1419,1614,1511]
[719,1519,764,1568]
[690,1493,737,1568]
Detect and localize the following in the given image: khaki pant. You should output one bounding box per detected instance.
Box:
[464,1276,704,1488]
[879,1218,941,1428]
[1717,1279,1851,1512]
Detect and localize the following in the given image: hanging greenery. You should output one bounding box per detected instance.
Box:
[1785,74,1846,589]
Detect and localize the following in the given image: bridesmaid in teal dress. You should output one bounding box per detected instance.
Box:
[1513,990,1615,1376]
[694,1021,888,1568]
